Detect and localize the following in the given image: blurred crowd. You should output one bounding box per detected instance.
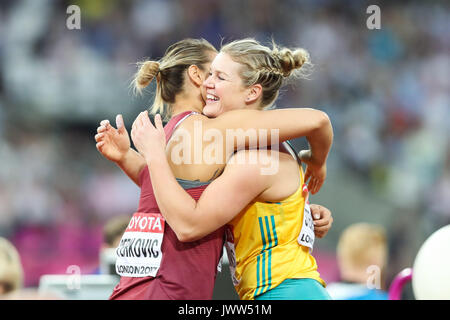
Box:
[0,0,448,290]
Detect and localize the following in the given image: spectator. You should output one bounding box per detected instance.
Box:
[103,214,130,249]
[93,215,130,275]
[327,223,389,300]
[0,237,24,296]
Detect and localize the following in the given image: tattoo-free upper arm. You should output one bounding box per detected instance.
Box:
[183,150,272,240]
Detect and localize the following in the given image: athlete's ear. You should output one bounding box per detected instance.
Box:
[245,84,262,104]
[187,65,203,87]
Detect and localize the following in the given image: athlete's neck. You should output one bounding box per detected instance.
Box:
[171,93,204,117]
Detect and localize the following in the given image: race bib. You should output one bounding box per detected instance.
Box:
[297,185,315,251]
[115,212,165,278]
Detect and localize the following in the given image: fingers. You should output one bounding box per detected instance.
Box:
[95,121,108,147]
[131,111,158,144]
[154,114,163,129]
[310,204,323,220]
[135,111,151,127]
[139,111,147,126]
[116,114,124,130]
[308,178,317,194]
[309,177,324,194]
[314,218,332,238]
[313,218,330,228]
[132,112,143,132]
[131,111,146,142]
[141,111,158,132]
[94,132,105,142]
[308,179,314,194]
[135,112,144,128]
[315,179,324,193]
[314,227,329,238]
[97,125,107,133]
[131,118,137,140]
[313,179,319,194]
[154,114,164,134]
[311,204,333,238]
[97,118,113,135]
[310,204,332,225]
[95,141,105,151]
[315,219,333,231]
[131,116,137,141]
[304,167,311,184]
[142,110,151,125]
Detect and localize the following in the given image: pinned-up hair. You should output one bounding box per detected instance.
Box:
[133,38,217,118]
[221,38,312,109]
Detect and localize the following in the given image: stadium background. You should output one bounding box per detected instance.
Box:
[0,0,448,299]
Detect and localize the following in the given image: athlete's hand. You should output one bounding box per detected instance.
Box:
[95,114,131,163]
[310,204,333,238]
[298,149,326,195]
[131,111,166,163]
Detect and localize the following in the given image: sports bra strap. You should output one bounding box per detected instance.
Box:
[173,111,199,131]
[164,111,200,143]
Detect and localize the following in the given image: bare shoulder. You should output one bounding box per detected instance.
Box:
[174,113,208,129]
[225,149,267,174]
[250,150,301,202]
[220,149,300,202]
[226,149,298,178]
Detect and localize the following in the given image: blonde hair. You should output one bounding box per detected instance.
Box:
[220,38,312,109]
[337,223,387,270]
[0,237,24,295]
[133,38,217,118]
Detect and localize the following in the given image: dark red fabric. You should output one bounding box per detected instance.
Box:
[110,111,225,300]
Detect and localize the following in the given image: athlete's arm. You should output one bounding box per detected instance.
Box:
[204,108,333,193]
[115,149,147,186]
[154,151,272,241]
[206,108,332,162]
[130,113,274,241]
[95,115,146,186]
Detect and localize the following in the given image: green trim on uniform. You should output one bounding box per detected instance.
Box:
[255,216,279,297]
[255,278,332,300]
[264,216,273,294]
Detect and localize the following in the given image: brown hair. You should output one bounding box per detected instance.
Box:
[221,38,311,109]
[133,38,217,118]
[103,215,131,247]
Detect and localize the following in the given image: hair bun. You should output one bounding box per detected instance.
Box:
[277,48,310,77]
[134,60,160,92]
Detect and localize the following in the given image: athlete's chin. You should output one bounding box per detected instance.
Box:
[203,103,222,118]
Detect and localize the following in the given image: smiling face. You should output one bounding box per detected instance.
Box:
[202,52,251,118]
[198,50,218,106]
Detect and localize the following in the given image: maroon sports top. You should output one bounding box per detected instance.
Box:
[109,111,225,300]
